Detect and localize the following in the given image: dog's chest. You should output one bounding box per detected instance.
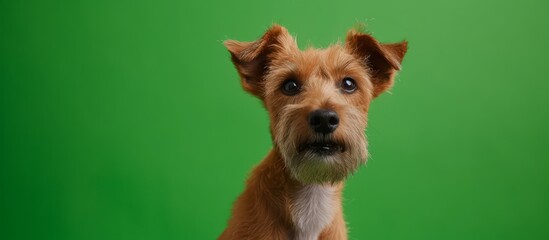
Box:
[291,184,336,240]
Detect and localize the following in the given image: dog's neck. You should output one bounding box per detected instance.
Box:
[253,149,343,239]
[291,182,338,239]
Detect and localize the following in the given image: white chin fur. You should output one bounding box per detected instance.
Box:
[281,147,367,184]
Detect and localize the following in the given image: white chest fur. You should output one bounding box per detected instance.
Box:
[291,184,336,240]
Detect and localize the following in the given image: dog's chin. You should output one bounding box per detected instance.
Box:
[281,139,364,184]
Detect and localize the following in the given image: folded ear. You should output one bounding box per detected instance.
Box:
[224,25,296,99]
[345,30,408,97]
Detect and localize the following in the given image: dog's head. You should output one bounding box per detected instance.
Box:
[225,25,407,184]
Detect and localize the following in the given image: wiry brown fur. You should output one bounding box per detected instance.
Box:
[220,25,407,240]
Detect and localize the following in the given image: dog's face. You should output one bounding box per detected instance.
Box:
[225,25,407,184]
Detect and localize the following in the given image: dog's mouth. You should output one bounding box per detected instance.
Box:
[298,140,345,155]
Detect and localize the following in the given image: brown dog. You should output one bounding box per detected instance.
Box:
[220,25,407,240]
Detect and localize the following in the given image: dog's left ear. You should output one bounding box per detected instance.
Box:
[345,30,408,97]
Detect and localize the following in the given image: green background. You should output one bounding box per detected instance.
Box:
[1,0,548,239]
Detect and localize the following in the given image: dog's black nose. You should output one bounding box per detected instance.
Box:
[308,109,339,134]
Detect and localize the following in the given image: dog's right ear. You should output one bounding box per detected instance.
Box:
[224,25,296,99]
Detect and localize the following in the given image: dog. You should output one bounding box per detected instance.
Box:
[219,25,407,240]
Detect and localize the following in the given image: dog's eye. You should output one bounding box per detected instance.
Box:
[341,77,357,93]
[281,79,301,96]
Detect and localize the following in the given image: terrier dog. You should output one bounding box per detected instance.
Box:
[220,25,407,240]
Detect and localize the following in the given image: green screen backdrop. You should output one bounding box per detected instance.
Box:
[1,0,548,239]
